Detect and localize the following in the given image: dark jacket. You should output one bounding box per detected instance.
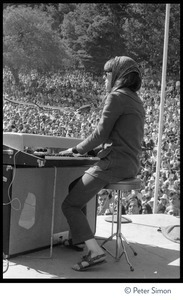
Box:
[76,88,145,182]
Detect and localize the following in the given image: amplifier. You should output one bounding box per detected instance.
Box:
[3,166,97,257]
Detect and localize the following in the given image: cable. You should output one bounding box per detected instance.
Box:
[3,151,22,211]
[3,152,58,260]
[3,253,9,274]
[3,151,21,273]
[49,166,57,258]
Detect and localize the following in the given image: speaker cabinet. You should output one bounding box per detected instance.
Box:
[3,166,97,256]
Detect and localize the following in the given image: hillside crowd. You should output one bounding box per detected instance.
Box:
[3,68,180,216]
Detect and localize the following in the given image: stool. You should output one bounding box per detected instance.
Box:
[101,178,141,271]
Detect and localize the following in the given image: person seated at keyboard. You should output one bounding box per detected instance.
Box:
[59,56,145,271]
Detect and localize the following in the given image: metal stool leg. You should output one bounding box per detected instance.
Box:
[120,232,137,256]
[101,189,116,253]
[111,190,115,236]
[119,237,134,271]
[101,189,136,271]
[120,191,137,257]
[101,189,118,256]
[115,190,122,259]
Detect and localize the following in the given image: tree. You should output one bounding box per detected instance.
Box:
[4,3,179,79]
[38,3,76,32]
[3,5,71,84]
[61,3,180,78]
[61,3,131,74]
[123,3,180,80]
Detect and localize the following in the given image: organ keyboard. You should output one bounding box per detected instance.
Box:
[3,132,99,167]
[3,132,83,152]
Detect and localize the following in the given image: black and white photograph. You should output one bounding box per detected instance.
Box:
[2,2,181,296]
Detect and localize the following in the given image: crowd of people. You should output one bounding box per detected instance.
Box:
[3,68,105,138]
[3,68,180,216]
[97,186,180,216]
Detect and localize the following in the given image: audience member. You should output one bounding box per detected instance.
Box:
[142,202,152,214]
[97,189,113,215]
[165,189,180,216]
[157,194,168,214]
[126,196,142,215]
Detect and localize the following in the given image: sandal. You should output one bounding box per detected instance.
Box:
[61,238,85,252]
[72,251,107,271]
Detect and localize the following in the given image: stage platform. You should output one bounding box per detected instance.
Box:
[3,214,180,280]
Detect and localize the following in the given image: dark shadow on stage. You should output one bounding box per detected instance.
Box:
[3,239,180,280]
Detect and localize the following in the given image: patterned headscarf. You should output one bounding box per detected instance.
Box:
[111,56,141,91]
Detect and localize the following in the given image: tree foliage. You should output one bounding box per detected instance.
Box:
[61,3,131,74]
[60,3,180,78]
[3,4,71,84]
[123,4,180,79]
[3,3,180,80]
